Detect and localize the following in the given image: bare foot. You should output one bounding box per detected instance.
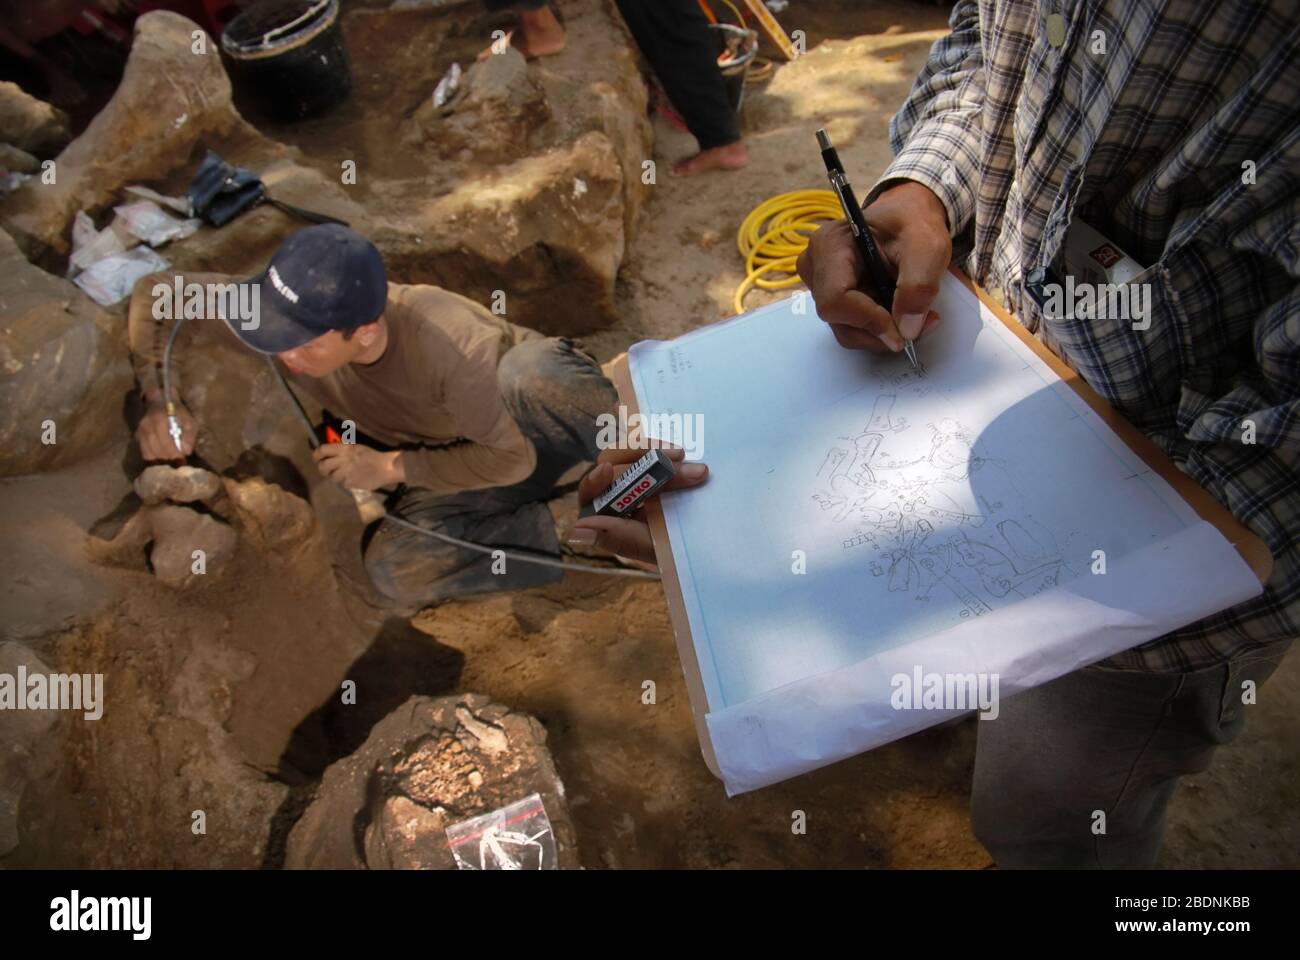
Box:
[673,141,749,176]
[477,8,566,61]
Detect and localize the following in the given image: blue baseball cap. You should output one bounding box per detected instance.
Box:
[230,224,388,354]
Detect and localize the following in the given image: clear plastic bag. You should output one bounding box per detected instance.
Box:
[113,200,202,247]
[69,210,127,274]
[73,246,169,306]
[445,793,557,870]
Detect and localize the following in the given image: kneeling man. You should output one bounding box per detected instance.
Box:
[130,224,617,606]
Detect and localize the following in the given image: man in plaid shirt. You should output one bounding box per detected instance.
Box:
[799,0,1298,866]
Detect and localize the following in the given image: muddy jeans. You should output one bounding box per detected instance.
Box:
[970,639,1293,867]
[362,337,617,606]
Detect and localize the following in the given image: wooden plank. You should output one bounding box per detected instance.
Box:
[740,0,797,61]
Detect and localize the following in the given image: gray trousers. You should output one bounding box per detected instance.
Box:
[362,337,617,606]
[971,639,1292,867]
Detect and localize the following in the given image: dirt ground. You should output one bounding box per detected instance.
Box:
[3,0,1296,869]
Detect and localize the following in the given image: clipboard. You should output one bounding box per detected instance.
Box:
[606,267,1274,782]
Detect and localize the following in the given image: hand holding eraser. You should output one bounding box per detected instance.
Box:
[593,448,677,516]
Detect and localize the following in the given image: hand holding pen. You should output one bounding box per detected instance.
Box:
[798,130,951,364]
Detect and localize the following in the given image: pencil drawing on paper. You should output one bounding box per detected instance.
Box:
[811,379,1077,618]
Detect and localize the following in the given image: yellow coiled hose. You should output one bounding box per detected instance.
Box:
[733,189,844,315]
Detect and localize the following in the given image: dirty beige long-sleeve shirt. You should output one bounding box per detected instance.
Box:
[127,273,542,494]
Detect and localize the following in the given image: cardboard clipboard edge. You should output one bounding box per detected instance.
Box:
[607,352,724,781]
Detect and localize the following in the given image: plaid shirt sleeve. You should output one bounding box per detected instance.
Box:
[864,0,985,235]
[872,0,1300,673]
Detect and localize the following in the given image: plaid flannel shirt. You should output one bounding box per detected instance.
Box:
[867,0,1300,672]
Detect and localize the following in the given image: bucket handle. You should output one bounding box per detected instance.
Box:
[260,0,333,49]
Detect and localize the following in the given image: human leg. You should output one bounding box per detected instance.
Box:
[970,642,1292,867]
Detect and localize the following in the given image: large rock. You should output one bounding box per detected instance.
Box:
[0,143,39,175]
[85,510,154,572]
[285,694,579,869]
[404,48,551,165]
[222,476,315,553]
[135,465,223,505]
[0,642,62,857]
[147,504,237,587]
[3,608,291,868]
[0,81,71,156]
[0,231,134,476]
[1,12,245,256]
[88,496,245,582]
[328,0,651,332]
[536,0,654,235]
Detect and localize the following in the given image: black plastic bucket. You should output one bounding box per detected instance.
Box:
[221,0,352,122]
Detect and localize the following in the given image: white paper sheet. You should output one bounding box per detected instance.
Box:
[628,273,1263,795]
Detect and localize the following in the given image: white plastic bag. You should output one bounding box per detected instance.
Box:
[113,200,201,247]
[69,210,127,275]
[73,246,169,306]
